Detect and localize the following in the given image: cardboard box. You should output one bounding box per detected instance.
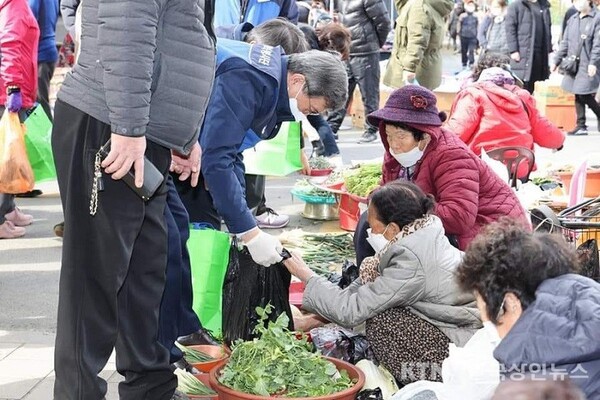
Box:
[534,80,575,108]
[537,104,576,131]
[351,85,394,129]
[433,90,458,116]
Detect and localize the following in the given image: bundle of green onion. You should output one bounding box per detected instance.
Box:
[174,369,216,396]
[175,342,216,363]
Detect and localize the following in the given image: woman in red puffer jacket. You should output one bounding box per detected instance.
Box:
[446,67,565,178]
[0,0,39,240]
[353,85,530,265]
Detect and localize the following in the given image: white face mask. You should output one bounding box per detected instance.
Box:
[366,227,389,253]
[482,321,502,347]
[465,4,476,13]
[574,0,590,12]
[389,146,424,167]
[288,98,303,121]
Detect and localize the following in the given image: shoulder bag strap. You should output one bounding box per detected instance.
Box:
[575,17,593,59]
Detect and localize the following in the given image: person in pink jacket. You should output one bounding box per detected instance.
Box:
[0,0,39,239]
[353,85,529,265]
[446,67,565,178]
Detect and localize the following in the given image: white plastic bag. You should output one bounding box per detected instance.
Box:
[439,328,500,400]
[391,328,500,400]
[356,359,400,400]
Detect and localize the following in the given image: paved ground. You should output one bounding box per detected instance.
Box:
[3,50,600,398]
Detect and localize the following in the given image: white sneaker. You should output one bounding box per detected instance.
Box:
[256,208,290,229]
[339,116,353,131]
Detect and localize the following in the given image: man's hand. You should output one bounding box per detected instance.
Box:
[300,151,311,175]
[402,70,416,84]
[101,134,146,187]
[171,142,202,187]
[510,52,521,62]
[242,227,284,267]
[551,64,559,73]
[589,64,597,77]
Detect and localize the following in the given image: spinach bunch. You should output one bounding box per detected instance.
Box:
[219,305,354,397]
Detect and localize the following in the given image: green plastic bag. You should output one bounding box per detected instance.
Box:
[242,121,302,176]
[187,223,231,336]
[24,106,56,182]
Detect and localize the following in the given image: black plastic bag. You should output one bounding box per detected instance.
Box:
[577,239,600,281]
[327,260,359,289]
[311,327,375,364]
[222,241,294,344]
[356,388,383,400]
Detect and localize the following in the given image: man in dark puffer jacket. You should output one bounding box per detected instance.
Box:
[327,0,391,143]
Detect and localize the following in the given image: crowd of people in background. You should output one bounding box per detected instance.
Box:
[1,0,600,399]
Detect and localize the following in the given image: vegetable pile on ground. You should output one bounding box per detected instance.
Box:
[279,230,355,273]
[291,179,336,204]
[309,156,334,170]
[175,369,216,396]
[219,305,355,397]
[344,164,382,198]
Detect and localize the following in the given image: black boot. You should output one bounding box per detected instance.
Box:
[177,328,220,346]
[311,140,325,157]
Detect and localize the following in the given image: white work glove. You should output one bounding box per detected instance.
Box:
[244,229,284,267]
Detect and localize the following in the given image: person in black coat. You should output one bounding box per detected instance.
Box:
[505,0,553,93]
[326,0,391,143]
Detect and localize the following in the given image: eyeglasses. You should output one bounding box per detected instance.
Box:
[495,299,506,322]
[305,82,321,116]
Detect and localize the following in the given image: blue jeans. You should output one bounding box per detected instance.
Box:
[307,114,339,156]
[159,176,202,363]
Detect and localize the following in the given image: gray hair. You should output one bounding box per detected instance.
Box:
[288,50,348,111]
[246,18,310,55]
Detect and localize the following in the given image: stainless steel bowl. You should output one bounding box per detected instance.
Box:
[302,202,339,221]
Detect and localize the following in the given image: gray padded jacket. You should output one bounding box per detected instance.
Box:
[57,0,216,153]
[302,216,481,346]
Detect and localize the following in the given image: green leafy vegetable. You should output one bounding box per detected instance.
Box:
[293,179,335,198]
[219,305,355,397]
[344,164,382,197]
[309,156,334,170]
[175,369,216,395]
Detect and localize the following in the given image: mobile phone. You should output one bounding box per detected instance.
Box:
[98,139,164,201]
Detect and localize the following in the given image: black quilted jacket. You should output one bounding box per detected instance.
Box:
[341,0,391,56]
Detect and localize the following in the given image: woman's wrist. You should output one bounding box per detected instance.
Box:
[297,267,315,283]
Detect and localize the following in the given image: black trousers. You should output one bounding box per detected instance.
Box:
[174,173,222,228]
[460,36,477,67]
[327,53,381,135]
[245,174,267,216]
[575,93,600,129]
[52,100,176,400]
[524,51,548,94]
[37,61,56,122]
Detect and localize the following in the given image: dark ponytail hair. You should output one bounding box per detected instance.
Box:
[370,181,435,228]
